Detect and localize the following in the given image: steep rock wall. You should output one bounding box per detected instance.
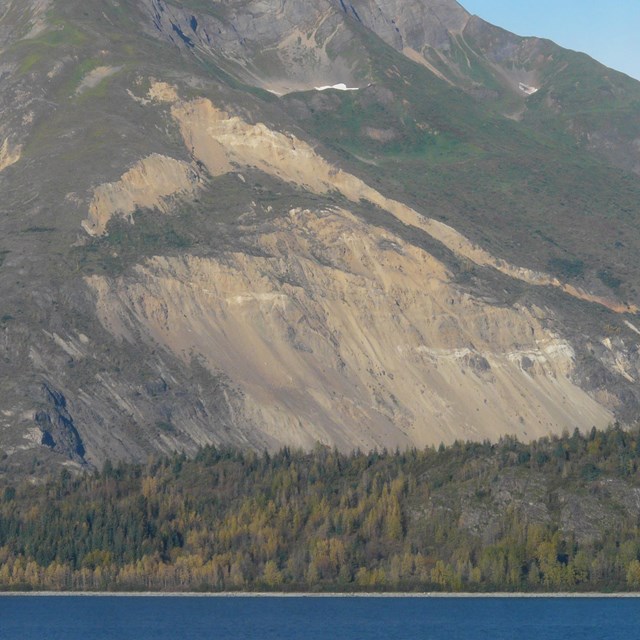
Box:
[88,207,612,450]
[83,153,199,236]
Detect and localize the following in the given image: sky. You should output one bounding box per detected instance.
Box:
[460,1,640,80]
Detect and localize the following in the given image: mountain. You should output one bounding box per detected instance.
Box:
[0,0,639,475]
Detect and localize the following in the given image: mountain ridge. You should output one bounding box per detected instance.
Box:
[0,0,638,475]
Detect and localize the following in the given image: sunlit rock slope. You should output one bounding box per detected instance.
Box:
[0,0,639,474]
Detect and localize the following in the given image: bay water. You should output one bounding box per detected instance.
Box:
[1,594,638,639]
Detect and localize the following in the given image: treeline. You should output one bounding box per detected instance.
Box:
[1,425,640,592]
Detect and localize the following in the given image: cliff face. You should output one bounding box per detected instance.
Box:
[88,207,612,451]
[0,0,639,474]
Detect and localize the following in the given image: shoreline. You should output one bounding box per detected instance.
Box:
[1,591,639,598]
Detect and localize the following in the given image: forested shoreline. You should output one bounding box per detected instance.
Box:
[2,426,640,592]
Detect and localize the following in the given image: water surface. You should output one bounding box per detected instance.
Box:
[1,595,638,639]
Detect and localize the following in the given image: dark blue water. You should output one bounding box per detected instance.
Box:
[1,595,638,639]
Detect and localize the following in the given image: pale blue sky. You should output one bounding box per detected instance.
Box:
[461,1,640,80]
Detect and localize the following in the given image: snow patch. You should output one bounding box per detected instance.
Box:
[519,82,538,96]
[314,83,359,92]
[265,83,361,96]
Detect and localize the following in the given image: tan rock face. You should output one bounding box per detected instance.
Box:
[161,86,636,314]
[0,138,21,173]
[88,207,612,450]
[79,83,626,452]
[83,153,198,236]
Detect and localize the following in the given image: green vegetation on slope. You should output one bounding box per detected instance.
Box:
[284,69,640,307]
[2,425,640,592]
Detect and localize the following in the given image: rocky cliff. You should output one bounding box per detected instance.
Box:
[0,0,638,474]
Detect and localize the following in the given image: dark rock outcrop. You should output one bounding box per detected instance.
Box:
[35,383,86,463]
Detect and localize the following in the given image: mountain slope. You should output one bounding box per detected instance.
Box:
[0,0,638,475]
[335,0,640,173]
